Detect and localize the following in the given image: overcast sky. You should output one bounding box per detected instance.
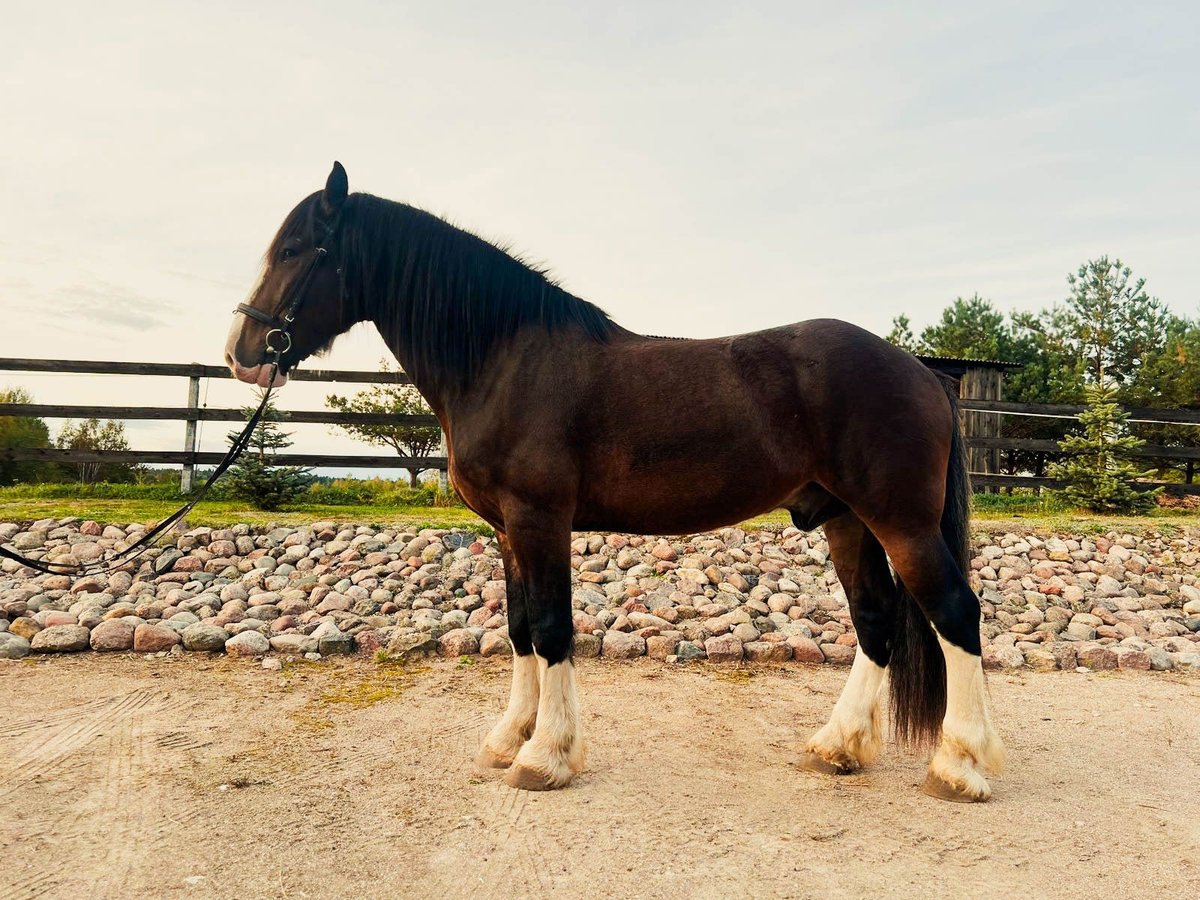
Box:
[1,1,1196,470]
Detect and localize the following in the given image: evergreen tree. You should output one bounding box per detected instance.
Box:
[885,314,920,353]
[1047,382,1159,513]
[225,396,313,510]
[1063,257,1169,385]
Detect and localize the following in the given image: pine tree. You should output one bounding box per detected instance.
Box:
[225,396,314,510]
[1047,382,1159,513]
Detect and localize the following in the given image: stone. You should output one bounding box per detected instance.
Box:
[479,631,512,657]
[744,640,791,663]
[134,623,182,653]
[89,619,137,651]
[704,634,743,664]
[153,549,184,575]
[574,633,602,658]
[225,631,270,657]
[674,640,706,661]
[0,632,31,659]
[8,617,40,641]
[385,632,437,657]
[30,624,90,653]
[820,643,856,666]
[645,634,679,659]
[1115,649,1151,671]
[1025,649,1058,671]
[181,623,230,652]
[787,636,824,664]
[270,633,319,654]
[1076,646,1118,670]
[438,628,480,657]
[602,630,646,659]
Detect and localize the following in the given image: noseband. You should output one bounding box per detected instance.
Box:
[234,213,341,359]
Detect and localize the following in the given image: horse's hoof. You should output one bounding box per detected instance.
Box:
[922,771,991,803]
[798,751,857,776]
[474,746,514,770]
[504,762,571,791]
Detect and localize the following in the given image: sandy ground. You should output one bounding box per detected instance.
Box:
[1,656,1197,900]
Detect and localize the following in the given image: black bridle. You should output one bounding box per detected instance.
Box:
[233,212,341,358]
[0,217,341,578]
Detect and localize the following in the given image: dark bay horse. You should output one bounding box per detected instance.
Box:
[225,163,1004,802]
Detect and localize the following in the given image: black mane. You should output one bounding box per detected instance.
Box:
[331,193,616,394]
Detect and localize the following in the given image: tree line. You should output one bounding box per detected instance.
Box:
[886,256,1199,481]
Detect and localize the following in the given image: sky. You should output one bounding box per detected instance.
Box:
[1,1,1197,473]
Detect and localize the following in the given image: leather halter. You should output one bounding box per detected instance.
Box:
[234,212,341,358]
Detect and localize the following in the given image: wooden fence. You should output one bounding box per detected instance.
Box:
[0,357,447,492]
[2,357,1199,494]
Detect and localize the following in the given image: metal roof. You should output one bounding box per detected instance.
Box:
[916,354,1023,370]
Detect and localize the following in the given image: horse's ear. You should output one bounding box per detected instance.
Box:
[320,161,348,216]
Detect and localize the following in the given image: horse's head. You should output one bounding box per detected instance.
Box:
[225,162,355,387]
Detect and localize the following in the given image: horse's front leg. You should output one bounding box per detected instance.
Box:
[499,513,584,791]
[477,533,539,768]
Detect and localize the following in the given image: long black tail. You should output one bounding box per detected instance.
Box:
[888,377,971,746]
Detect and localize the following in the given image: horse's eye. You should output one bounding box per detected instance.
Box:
[280,247,297,262]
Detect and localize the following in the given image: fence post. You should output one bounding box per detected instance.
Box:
[180,375,200,493]
[437,429,449,496]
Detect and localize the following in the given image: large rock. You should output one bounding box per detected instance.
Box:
[181,623,230,652]
[744,640,792,663]
[1077,645,1118,670]
[820,643,857,666]
[0,632,31,659]
[30,624,90,653]
[153,548,184,575]
[270,633,319,654]
[574,633,602,658]
[479,631,512,657]
[704,634,743,664]
[225,631,270,657]
[602,630,646,659]
[386,632,437,657]
[134,623,182,652]
[438,628,479,657]
[787,636,824,664]
[90,619,137,651]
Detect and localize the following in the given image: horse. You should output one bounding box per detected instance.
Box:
[225,162,1004,802]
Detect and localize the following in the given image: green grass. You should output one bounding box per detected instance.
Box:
[1,483,1196,535]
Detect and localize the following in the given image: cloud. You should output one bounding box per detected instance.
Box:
[43,282,180,332]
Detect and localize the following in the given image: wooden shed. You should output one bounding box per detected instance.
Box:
[917,355,1023,478]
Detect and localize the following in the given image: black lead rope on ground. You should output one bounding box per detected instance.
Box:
[0,361,281,578]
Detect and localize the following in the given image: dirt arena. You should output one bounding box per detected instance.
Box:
[1,656,1197,899]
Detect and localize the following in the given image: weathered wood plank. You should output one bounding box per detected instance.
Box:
[0,358,412,384]
[961,399,1200,426]
[966,436,1200,460]
[969,473,1200,495]
[0,403,439,427]
[0,448,447,469]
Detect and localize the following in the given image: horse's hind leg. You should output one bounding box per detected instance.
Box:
[476,533,539,769]
[881,529,1004,802]
[801,512,895,774]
